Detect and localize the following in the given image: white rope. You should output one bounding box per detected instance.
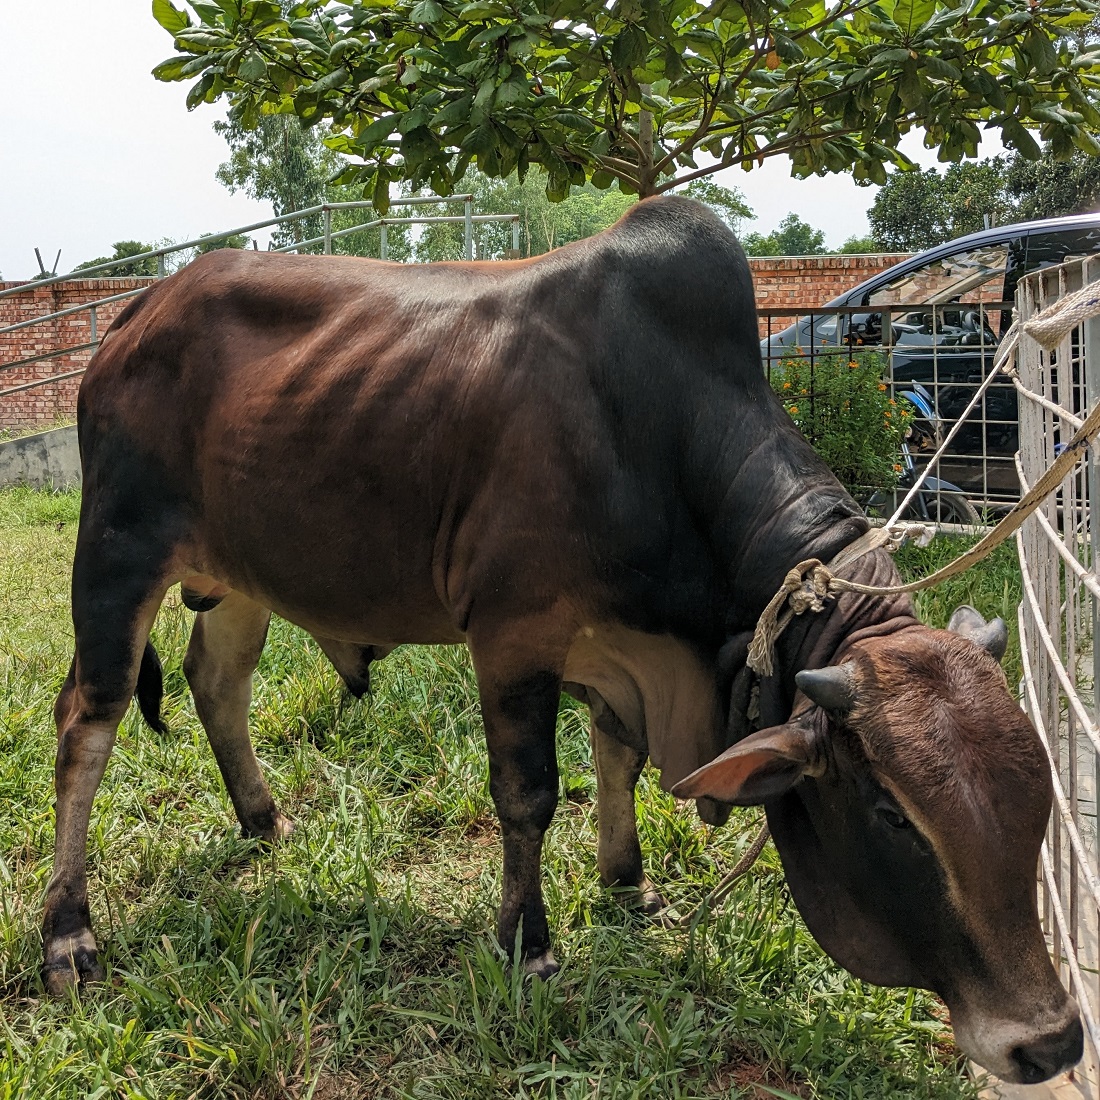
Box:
[1023,280,1100,351]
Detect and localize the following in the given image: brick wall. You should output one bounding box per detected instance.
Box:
[0,279,155,430]
[748,253,910,337]
[0,254,910,429]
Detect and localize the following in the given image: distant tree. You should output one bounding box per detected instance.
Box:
[869,160,1014,251]
[215,115,332,245]
[743,214,827,257]
[838,234,880,254]
[215,114,411,259]
[681,179,753,237]
[1006,149,1100,219]
[415,170,636,261]
[75,241,159,277]
[195,232,251,253]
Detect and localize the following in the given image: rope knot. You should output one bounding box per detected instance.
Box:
[789,563,835,615]
[747,558,835,678]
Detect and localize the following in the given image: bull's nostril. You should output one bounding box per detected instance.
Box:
[1010,1050,1047,1085]
[1010,1015,1084,1084]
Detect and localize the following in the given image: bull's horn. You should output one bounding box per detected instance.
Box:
[795,663,857,714]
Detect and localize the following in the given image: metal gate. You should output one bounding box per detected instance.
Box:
[1016,255,1100,1094]
[0,198,521,416]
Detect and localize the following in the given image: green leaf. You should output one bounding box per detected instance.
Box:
[357,112,401,150]
[921,56,960,82]
[152,0,191,35]
[152,55,195,80]
[185,71,215,109]
[238,50,267,81]
[190,0,223,23]
[611,24,647,71]
[288,18,331,54]
[400,125,440,167]
[373,171,391,215]
[890,0,934,36]
[1024,28,1059,78]
[470,24,511,45]
[1002,116,1042,160]
[495,78,529,106]
[305,66,349,95]
[410,0,444,22]
[434,93,475,128]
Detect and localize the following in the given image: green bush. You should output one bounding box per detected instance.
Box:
[770,350,910,498]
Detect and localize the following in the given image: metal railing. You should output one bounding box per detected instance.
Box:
[1016,254,1100,1086]
[0,198,522,407]
[759,300,1017,519]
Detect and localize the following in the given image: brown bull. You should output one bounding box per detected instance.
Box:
[46,196,1080,1083]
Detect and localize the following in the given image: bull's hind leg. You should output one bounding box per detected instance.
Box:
[588,695,666,917]
[44,554,169,994]
[183,590,291,840]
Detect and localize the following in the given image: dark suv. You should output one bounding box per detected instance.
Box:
[761,214,1100,509]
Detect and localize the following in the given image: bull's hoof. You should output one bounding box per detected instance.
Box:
[242,808,295,843]
[42,939,105,997]
[639,886,680,928]
[611,878,678,926]
[523,950,560,980]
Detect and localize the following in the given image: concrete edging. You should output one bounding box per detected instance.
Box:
[0,425,80,490]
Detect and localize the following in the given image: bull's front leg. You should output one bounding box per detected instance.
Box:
[470,632,563,978]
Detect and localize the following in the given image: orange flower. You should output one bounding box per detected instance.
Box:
[894,463,902,472]
[789,405,799,416]
[878,383,887,392]
[783,381,792,389]
[888,398,896,406]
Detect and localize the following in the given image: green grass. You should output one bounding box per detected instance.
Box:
[0,487,986,1099]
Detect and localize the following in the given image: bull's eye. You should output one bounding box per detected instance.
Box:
[877,804,911,830]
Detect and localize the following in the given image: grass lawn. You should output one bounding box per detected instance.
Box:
[0,486,1017,1099]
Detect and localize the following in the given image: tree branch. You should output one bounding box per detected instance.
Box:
[653,126,862,194]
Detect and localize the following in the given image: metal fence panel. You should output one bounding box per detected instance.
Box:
[1016,256,1100,1094]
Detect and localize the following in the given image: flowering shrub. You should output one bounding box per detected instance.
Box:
[769,351,911,499]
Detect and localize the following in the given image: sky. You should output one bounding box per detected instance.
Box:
[0,1,1007,281]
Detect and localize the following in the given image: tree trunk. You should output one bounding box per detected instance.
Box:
[638,85,655,196]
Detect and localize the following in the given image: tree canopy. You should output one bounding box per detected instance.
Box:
[869,145,1100,251]
[75,241,161,276]
[868,159,1016,250]
[152,0,1100,210]
[743,212,827,256]
[1005,145,1100,220]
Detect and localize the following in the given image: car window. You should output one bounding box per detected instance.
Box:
[1024,227,1100,273]
[799,313,840,344]
[865,244,1009,307]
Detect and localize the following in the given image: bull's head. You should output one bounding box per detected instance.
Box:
[673,606,1082,1084]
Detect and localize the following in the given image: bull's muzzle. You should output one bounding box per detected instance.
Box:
[955,996,1083,1084]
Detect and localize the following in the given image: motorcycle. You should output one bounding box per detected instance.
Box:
[864,384,981,526]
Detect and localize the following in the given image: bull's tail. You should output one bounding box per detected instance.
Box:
[134,641,168,734]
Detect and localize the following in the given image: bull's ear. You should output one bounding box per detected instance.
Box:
[948,604,1008,663]
[671,718,822,806]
